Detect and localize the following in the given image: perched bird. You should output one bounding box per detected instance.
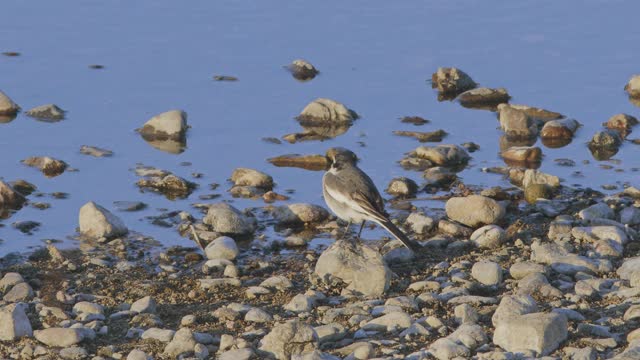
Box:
[322,147,421,253]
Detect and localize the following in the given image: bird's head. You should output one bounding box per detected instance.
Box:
[326,147,358,168]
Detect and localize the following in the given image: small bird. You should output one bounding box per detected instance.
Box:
[322,147,421,253]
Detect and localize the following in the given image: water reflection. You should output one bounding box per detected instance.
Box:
[143,138,187,154]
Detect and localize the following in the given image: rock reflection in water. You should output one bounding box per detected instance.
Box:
[143,138,187,154]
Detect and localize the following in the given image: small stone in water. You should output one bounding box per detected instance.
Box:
[213,75,238,81]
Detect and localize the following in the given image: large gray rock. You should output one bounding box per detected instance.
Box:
[314,241,391,297]
[493,312,568,356]
[163,327,196,357]
[204,236,239,260]
[499,106,538,138]
[362,312,412,332]
[414,144,470,167]
[273,203,330,225]
[203,203,256,235]
[259,320,319,360]
[491,295,538,326]
[139,109,187,141]
[0,90,19,116]
[0,304,32,341]
[34,328,85,347]
[297,98,358,124]
[78,201,128,239]
[470,225,506,249]
[445,195,505,228]
[471,261,503,286]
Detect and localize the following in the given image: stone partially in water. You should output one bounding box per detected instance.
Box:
[385,177,418,198]
[0,181,26,212]
[414,144,470,168]
[498,106,539,138]
[139,110,187,141]
[540,118,580,143]
[603,113,638,138]
[296,98,358,125]
[625,74,640,98]
[0,90,20,116]
[230,168,273,189]
[25,104,65,121]
[501,146,542,167]
[315,241,391,297]
[136,173,196,199]
[522,169,560,188]
[79,201,128,239]
[203,203,256,236]
[525,184,554,204]
[431,67,477,96]
[268,154,329,171]
[588,130,622,160]
[287,59,319,81]
[273,203,330,225]
[457,87,510,109]
[21,156,68,177]
[497,103,563,122]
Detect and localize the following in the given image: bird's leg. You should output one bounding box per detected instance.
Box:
[356,221,366,244]
[339,220,351,240]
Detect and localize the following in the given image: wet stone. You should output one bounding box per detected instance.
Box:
[457,87,510,109]
[431,67,477,96]
[25,104,65,121]
[287,59,319,81]
[445,195,505,228]
[80,145,113,157]
[385,177,418,197]
[139,109,188,141]
[297,98,358,125]
[0,90,20,116]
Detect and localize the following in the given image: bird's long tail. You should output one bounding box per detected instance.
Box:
[374,218,422,253]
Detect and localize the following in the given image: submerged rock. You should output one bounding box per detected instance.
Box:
[80,145,113,157]
[401,116,430,125]
[25,104,65,121]
[445,195,505,228]
[315,241,391,296]
[203,203,256,236]
[21,156,68,177]
[625,74,640,98]
[457,87,510,109]
[431,67,477,96]
[296,98,358,125]
[287,59,319,81]
[0,90,20,116]
[139,110,188,141]
[393,129,447,142]
[79,201,128,239]
[268,154,329,171]
[589,130,622,160]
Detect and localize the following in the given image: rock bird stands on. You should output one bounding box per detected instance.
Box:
[322,147,421,253]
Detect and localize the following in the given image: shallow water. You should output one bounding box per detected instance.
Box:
[1,0,639,255]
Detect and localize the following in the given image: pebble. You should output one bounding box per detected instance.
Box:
[34,327,85,347]
[471,261,503,286]
[130,296,156,314]
[141,328,175,342]
[445,195,506,228]
[362,311,412,332]
[273,203,330,224]
[204,236,239,260]
[470,225,506,249]
[203,203,257,235]
[245,307,273,323]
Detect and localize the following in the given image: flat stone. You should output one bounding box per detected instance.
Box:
[362,311,412,332]
[0,304,32,341]
[493,312,568,356]
[34,328,84,347]
[141,328,175,342]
